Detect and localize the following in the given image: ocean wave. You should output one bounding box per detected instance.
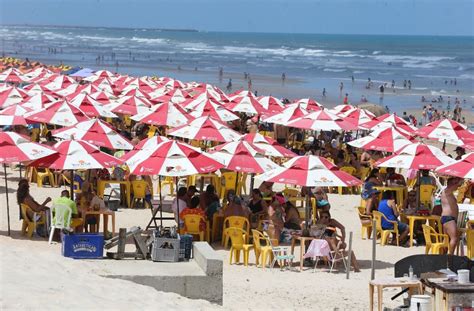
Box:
[353,70,365,74]
[324,68,346,72]
[459,73,474,80]
[372,51,381,55]
[131,37,168,44]
[372,55,455,63]
[402,62,437,69]
[76,35,126,42]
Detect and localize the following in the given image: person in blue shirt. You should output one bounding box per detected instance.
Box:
[378,191,409,245]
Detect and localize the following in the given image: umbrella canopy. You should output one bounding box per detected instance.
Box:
[187,84,229,102]
[240,133,297,157]
[261,103,309,126]
[126,140,224,176]
[89,90,117,105]
[286,108,357,131]
[29,140,122,170]
[188,98,239,122]
[0,104,31,125]
[108,95,152,116]
[255,155,362,187]
[0,68,26,83]
[375,143,454,170]
[24,100,90,126]
[120,135,169,161]
[167,116,241,142]
[210,141,279,173]
[257,96,284,113]
[69,93,117,118]
[347,126,415,152]
[149,88,191,104]
[338,107,376,128]
[329,104,356,115]
[0,132,56,163]
[415,119,474,146]
[436,153,474,180]
[44,74,76,90]
[20,92,56,110]
[361,113,417,134]
[131,101,191,127]
[293,98,323,111]
[180,91,226,110]
[0,86,29,108]
[52,118,133,150]
[226,91,267,115]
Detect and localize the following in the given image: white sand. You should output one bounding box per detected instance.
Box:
[0,167,428,310]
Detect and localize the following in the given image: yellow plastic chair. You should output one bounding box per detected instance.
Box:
[372,211,399,246]
[357,167,370,180]
[147,125,157,138]
[252,229,273,268]
[239,173,248,195]
[36,168,56,187]
[419,185,436,207]
[407,178,417,190]
[30,128,40,142]
[20,203,46,238]
[220,172,239,200]
[123,115,132,127]
[422,224,448,254]
[157,176,174,195]
[60,173,81,193]
[228,227,254,266]
[338,166,357,195]
[357,206,372,239]
[182,214,208,242]
[467,229,474,259]
[131,180,150,209]
[222,216,250,248]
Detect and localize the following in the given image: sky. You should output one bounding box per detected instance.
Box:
[0,0,473,36]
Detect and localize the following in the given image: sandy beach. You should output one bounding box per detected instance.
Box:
[0,167,436,310]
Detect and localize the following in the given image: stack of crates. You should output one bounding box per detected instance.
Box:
[179,234,193,261]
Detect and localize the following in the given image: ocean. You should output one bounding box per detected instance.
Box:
[1,24,473,114]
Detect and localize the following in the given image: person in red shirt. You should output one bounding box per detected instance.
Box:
[180,196,207,232]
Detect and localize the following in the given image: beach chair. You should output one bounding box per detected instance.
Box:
[36,168,56,187]
[20,203,46,239]
[60,173,81,193]
[251,229,273,268]
[48,203,73,244]
[467,229,474,259]
[356,206,372,239]
[222,216,250,248]
[422,224,448,255]
[157,176,174,195]
[220,172,239,200]
[338,166,357,195]
[182,214,209,242]
[228,227,253,266]
[263,231,294,271]
[372,211,399,246]
[131,180,150,209]
[327,241,348,273]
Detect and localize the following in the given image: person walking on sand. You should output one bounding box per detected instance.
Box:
[339,82,344,94]
[343,93,349,105]
[351,75,354,84]
[441,177,463,254]
[322,88,327,97]
[281,72,286,84]
[226,79,232,92]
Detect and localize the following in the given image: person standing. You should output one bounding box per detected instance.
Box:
[343,93,349,105]
[322,88,327,97]
[441,177,463,254]
[339,82,344,94]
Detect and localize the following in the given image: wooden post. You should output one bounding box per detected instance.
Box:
[117,228,127,260]
[70,169,74,201]
[346,231,353,279]
[371,220,377,280]
[4,164,11,236]
[158,176,163,227]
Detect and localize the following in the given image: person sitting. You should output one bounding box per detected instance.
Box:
[172,187,188,228]
[258,181,274,198]
[403,190,417,213]
[360,150,373,168]
[224,195,250,219]
[75,181,105,232]
[317,210,360,272]
[418,169,436,186]
[248,188,267,214]
[266,194,286,242]
[314,187,331,212]
[283,200,302,230]
[53,190,83,232]
[17,178,51,236]
[185,185,198,206]
[200,184,220,222]
[377,191,409,246]
[385,167,406,186]
[361,169,383,214]
[180,195,207,232]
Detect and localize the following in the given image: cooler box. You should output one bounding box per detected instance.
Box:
[62,233,104,259]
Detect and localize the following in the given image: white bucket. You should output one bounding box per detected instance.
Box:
[458,269,470,284]
[410,295,432,311]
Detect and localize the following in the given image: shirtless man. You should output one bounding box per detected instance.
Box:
[441,177,464,254]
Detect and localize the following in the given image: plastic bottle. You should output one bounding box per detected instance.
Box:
[409,265,414,279]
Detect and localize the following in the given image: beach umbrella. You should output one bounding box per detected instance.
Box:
[330,104,356,115]
[52,118,133,150]
[43,74,76,90]
[0,68,26,83]
[57,84,100,99]
[24,100,90,127]
[360,113,417,134]
[120,87,152,99]
[0,104,31,126]
[120,135,169,161]
[180,91,226,110]
[293,98,323,111]
[158,77,186,90]
[286,108,358,131]
[20,92,56,110]
[69,93,117,118]
[261,103,309,126]
[188,98,239,122]
[131,101,192,127]
[23,83,56,96]
[23,67,54,82]
[0,86,29,108]
[149,88,192,104]
[257,96,284,113]
[89,90,117,105]
[415,119,474,147]
[337,107,376,128]
[240,133,297,158]
[347,127,415,152]
[93,70,117,80]
[209,141,280,174]
[107,95,152,116]
[375,143,454,170]
[91,78,116,94]
[187,83,229,102]
[226,91,267,115]
[120,78,157,94]
[0,132,57,235]
[436,153,474,180]
[167,116,242,142]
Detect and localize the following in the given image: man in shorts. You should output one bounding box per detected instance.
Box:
[441,177,464,254]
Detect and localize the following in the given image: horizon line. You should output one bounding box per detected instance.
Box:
[2,23,474,38]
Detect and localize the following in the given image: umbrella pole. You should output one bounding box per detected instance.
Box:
[442,139,446,152]
[249,173,255,192]
[4,164,11,236]
[234,172,239,194]
[371,220,377,280]
[305,194,310,230]
[416,170,420,209]
[158,176,163,227]
[175,177,180,228]
[70,170,74,201]
[19,164,22,179]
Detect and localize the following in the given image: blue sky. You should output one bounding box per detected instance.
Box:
[0,0,473,36]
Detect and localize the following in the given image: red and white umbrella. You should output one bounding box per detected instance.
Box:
[436,153,474,180]
[149,88,191,104]
[108,95,152,116]
[261,103,309,125]
[58,84,101,99]
[44,74,76,90]
[329,104,356,115]
[23,83,56,96]
[157,77,186,90]
[20,92,56,110]
[293,98,323,111]
[89,90,117,105]
[0,132,56,163]
[361,113,417,134]
[120,87,152,99]
[167,116,241,142]
[24,100,90,126]
[0,68,26,84]
[0,104,31,125]
[375,143,454,170]
[69,93,117,118]
[29,139,122,170]
[240,133,297,158]
[187,84,229,102]
[256,155,362,187]
[226,91,267,115]
[180,91,225,110]
[286,108,357,131]
[188,98,239,122]
[0,86,29,108]
[415,119,474,146]
[131,101,191,127]
[210,141,279,173]
[126,140,224,176]
[338,107,376,128]
[257,96,284,113]
[348,126,415,152]
[52,118,133,150]
[120,135,169,161]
